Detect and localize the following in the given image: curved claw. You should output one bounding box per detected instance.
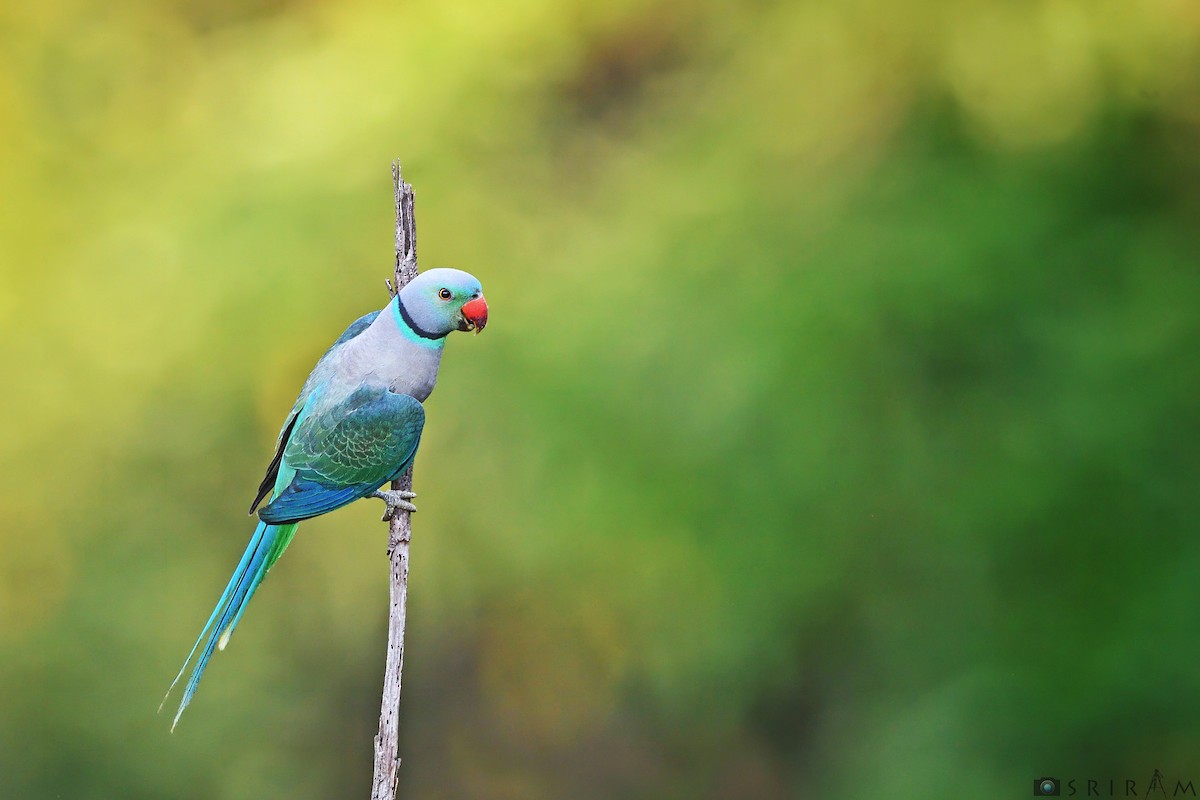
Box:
[372,489,418,520]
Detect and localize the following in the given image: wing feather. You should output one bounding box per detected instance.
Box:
[257,386,424,524]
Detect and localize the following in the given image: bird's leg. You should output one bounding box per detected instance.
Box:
[372,489,418,520]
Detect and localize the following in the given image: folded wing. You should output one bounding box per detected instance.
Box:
[258,385,424,524]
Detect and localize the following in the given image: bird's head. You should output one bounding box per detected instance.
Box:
[397,268,488,338]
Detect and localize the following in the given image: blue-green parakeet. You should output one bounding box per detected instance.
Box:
[163,268,488,729]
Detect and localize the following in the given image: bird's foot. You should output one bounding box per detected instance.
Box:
[372,489,417,520]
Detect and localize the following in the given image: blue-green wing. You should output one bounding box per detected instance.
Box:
[257,385,424,524]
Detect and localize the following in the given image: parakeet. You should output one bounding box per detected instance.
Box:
[162,268,488,730]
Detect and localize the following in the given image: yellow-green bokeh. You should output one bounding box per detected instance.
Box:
[2,1,1199,797]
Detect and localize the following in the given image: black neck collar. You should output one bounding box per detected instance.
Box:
[396,296,448,341]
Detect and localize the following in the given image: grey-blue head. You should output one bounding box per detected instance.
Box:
[396,268,488,339]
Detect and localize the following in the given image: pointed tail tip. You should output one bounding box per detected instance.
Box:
[170,696,191,732]
[160,687,184,731]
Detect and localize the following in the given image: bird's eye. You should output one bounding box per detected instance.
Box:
[438,288,452,300]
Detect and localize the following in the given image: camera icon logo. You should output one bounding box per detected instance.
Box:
[1034,777,1061,796]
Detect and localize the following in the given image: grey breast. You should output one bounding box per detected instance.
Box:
[340,310,445,403]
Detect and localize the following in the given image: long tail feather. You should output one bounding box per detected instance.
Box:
[161,520,299,730]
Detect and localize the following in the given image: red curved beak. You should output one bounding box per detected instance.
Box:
[461,295,488,334]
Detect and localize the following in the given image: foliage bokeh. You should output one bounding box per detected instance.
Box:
[2,1,1199,797]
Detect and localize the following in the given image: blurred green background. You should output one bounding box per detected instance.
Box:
[2,0,1200,797]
